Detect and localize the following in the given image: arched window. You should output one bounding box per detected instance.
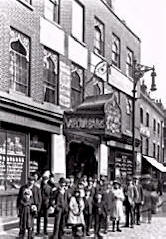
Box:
[43,52,58,104]
[126,48,133,77]
[71,64,83,108]
[112,34,120,68]
[10,39,29,95]
[94,18,104,56]
[93,83,101,96]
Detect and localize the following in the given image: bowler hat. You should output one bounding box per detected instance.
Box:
[59,177,66,184]
[113,180,121,186]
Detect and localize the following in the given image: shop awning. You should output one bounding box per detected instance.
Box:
[143,155,166,172]
[63,93,122,138]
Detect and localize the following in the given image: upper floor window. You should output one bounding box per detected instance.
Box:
[126,48,133,77]
[146,112,149,127]
[71,63,84,108]
[157,122,160,135]
[153,143,156,158]
[112,34,120,68]
[72,0,84,42]
[140,108,143,124]
[94,18,104,56]
[140,136,143,154]
[44,0,60,23]
[153,119,156,132]
[10,28,30,96]
[126,98,132,131]
[145,138,149,155]
[93,76,104,96]
[157,145,160,160]
[43,48,58,104]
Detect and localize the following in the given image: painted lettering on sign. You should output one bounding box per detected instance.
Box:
[65,116,105,130]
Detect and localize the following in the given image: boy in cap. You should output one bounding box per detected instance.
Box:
[52,177,68,239]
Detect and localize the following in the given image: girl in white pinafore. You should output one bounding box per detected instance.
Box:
[68,190,85,236]
[111,180,125,232]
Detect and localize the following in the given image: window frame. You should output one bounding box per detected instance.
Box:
[44,0,60,24]
[153,119,156,133]
[71,63,84,108]
[140,107,143,124]
[145,138,149,156]
[94,17,105,56]
[43,48,59,104]
[72,0,85,42]
[126,48,133,78]
[112,33,120,68]
[146,112,149,127]
[153,142,156,158]
[10,29,30,96]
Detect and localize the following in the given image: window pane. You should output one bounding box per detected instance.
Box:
[45,0,54,21]
[72,0,84,42]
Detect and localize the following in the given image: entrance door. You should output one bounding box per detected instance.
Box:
[66,142,98,179]
[30,150,49,176]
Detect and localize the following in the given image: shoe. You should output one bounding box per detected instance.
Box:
[117,228,122,232]
[86,232,90,236]
[123,224,129,227]
[35,233,42,236]
[130,225,134,228]
[136,222,141,225]
[104,229,107,234]
[44,232,48,235]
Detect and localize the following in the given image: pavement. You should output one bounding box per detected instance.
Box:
[1,194,166,239]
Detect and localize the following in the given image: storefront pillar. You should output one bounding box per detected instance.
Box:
[99,143,108,176]
[51,133,66,181]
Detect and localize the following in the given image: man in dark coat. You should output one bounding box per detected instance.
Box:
[123,176,138,228]
[84,189,93,236]
[52,177,67,239]
[36,175,52,236]
[133,175,144,225]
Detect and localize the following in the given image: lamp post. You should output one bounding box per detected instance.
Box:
[132,59,157,174]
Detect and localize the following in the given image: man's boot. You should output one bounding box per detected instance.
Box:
[117,220,122,232]
[112,220,115,232]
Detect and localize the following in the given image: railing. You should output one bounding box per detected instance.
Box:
[0,190,18,216]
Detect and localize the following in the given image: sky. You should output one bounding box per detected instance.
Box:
[113,0,166,106]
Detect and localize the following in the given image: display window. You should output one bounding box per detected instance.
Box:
[0,130,26,190]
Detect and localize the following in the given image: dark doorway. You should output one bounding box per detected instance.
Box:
[66,142,98,179]
[30,150,49,176]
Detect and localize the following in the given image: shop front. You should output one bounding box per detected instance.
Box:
[64,93,124,179]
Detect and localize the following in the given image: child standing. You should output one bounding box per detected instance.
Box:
[17,188,35,239]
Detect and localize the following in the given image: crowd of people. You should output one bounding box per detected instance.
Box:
[16,171,161,239]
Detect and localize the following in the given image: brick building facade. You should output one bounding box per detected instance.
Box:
[0,0,142,188]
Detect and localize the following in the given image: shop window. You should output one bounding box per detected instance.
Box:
[44,0,60,23]
[126,48,133,77]
[112,34,120,68]
[10,28,30,96]
[72,0,84,42]
[140,107,143,124]
[71,63,84,108]
[146,112,149,127]
[0,130,26,190]
[145,138,149,155]
[43,48,58,104]
[94,18,104,56]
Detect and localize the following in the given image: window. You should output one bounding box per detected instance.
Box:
[24,0,31,4]
[44,0,59,23]
[157,145,160,160]
[157,122,160,135]
[145,138,149,155]
[72,0,84,42]
[93,76,104,96]
[126,48,133,77]
[140,108,143,124]
[140,136,143,154]
[153,119,156,132]
[71,63,84,108]
[10,28,30,95]
[43,48,58,104]
[0,130,26,190]
[153,143,156,158]
[146,112,149,127]
[126,98,132,131]
[112,34,120,68]
[94,18,104,56]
